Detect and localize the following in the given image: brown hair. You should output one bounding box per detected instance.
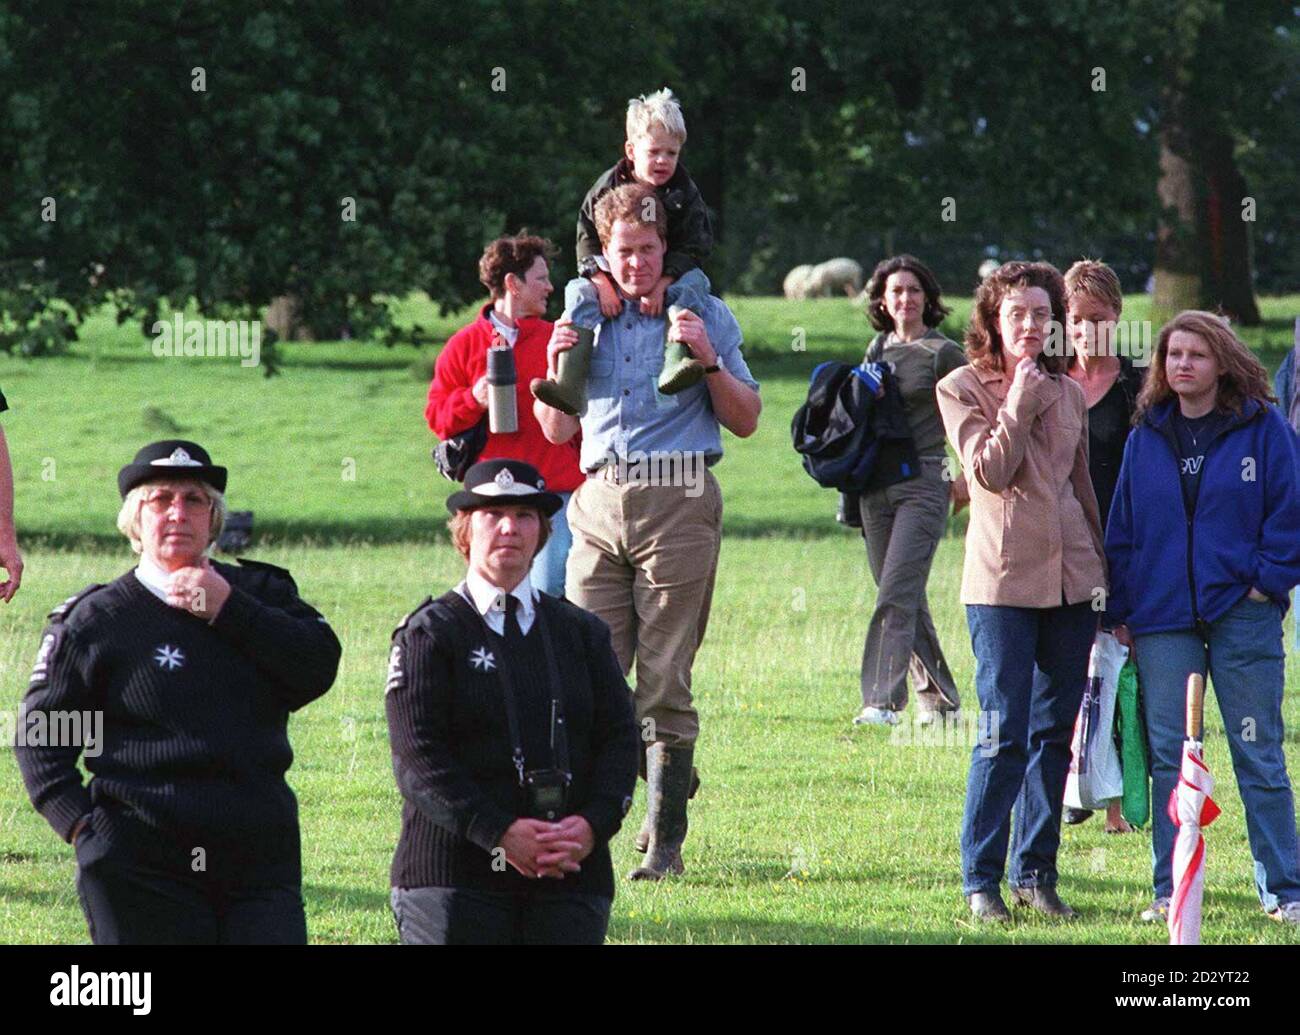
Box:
[594,183,667,247]
[1064,259,1123,317]
[1134,310,1276,423]
[965,260,1069,374]
[865,254,951,332]
[478,234,556,301]
[448,506,551,561]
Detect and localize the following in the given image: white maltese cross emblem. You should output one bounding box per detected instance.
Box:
[154,644,185,670]
[469,646,496,672]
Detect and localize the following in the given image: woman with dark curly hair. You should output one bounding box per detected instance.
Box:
[1106,311,1300,926]
[936,261,1106,921]
[852,255,966,728]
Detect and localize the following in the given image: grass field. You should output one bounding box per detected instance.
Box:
[1,293,1298,944]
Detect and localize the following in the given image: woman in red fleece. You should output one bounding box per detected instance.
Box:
[426,235,583,596]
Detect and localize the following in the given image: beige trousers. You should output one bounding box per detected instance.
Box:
[565,468,723,748]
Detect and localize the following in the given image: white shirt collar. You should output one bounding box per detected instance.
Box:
[462,569,537,633]
[488,310,519,346]
[133,554,174,602]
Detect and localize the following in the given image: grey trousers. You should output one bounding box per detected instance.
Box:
[391,886,611,945]
[858,456,961,712]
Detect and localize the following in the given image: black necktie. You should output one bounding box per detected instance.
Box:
[504,594,525,646]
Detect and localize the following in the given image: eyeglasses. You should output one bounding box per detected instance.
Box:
[142,490,212,514]
[1004,306,1053,325]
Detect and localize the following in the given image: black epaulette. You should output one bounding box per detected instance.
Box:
[46,584,108,623]
[392,596,435,639]
[229,557,301,594]
[234,557,293,581]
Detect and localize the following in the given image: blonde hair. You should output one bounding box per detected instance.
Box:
[626,87,687,144]
[1064,259,1123,316]
[117,480,227,555]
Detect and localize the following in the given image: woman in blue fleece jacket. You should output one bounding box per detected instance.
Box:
[1106,310,1300,926]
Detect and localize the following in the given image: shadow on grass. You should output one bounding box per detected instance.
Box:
[609,915,907,944]
[23,514,921,549]
[21,519,450,551]
[744,338,869,361]
[304,883,394,915]
[277,354,423,373]
[74,343,423,374]
[0,886,77,909]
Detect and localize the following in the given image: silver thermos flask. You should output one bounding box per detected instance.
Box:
[487,339,518,434]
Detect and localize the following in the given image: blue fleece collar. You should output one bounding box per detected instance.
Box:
[1144,396,1263,430]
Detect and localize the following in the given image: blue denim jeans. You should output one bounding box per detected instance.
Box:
[530,491,573,597]
[961,602,1096,895]
[1293,587,1299,652]
[1135,594,1300,907]
[565,268,711,329]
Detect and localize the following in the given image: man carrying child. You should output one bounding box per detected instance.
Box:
[535,181,760,881]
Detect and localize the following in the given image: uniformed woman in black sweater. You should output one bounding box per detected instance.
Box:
[16,440,340,944]
[385,458,639,944]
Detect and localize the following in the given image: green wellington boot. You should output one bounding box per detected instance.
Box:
[531,325,595,416]
[634,745,700,853]
[656,306,705,395]
[629,743,694,880]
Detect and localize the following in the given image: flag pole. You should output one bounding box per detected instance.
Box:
[1186,673,1204,742]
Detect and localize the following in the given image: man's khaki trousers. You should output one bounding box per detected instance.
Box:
[565,467,723,749]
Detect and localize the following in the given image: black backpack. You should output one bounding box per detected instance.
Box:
[830,333,943,525]
[432,414,488,482]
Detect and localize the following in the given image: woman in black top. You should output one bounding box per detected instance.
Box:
[385,459,638,944]
[16,440,340,944]
[1062,261,1145,831]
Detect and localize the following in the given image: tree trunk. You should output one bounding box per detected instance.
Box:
[1151,0,1260,326]
[1153,116,1203,321]
[263,294,312,342]
[1196,127,1260,324]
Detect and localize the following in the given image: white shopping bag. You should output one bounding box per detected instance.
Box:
[1064,630,1128,810]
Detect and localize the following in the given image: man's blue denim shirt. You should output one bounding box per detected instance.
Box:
[577,294,760,472]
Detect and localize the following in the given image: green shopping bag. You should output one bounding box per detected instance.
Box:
[1115,658,1149,828]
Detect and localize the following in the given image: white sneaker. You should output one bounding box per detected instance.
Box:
[1140,897,1170,922]
[853,706,899,727]
[1267,901,1300,925]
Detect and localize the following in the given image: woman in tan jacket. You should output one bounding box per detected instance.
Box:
[936,261,1106,923]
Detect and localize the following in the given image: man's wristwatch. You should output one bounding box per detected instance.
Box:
[703,363,721,375]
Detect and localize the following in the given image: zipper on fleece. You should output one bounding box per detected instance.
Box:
[1184,512,1202,636]
[1155,414,1204,635]
[1161,407,1250,639]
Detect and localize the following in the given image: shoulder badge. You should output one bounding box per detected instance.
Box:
[385,641,404,695]
[30,627,64,687]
